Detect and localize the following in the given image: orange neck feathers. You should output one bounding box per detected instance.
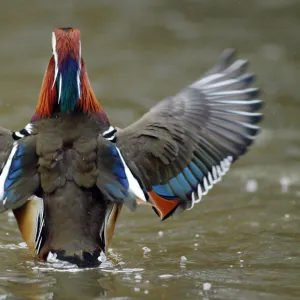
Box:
[77,59,102,114]
[35,57,57,118]
[35,57,102,118]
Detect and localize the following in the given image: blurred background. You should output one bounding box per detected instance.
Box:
[0,0,299,299]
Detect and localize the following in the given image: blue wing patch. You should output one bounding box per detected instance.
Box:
[152,184,176,200]
[152,163,203,201]
[150,154,234,217]
[0,138,39,212]
[4,143,25,192]
[108,143,129,190]
[104,144,129,201]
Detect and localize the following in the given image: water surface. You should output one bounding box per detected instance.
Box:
[0,1,299,299]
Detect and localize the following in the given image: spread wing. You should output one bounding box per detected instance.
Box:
[116,49,263,220]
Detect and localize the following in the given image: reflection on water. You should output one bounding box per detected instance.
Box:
[0,0,300,299]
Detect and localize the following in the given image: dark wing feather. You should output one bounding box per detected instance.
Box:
[0,135,40,212]
[116,49,263,219]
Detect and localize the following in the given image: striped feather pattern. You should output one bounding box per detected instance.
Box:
[117,49,263,217]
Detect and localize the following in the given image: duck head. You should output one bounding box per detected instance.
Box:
[35,28,103,118]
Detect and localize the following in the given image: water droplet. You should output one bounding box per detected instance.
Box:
[46,252,58,262]
[159,274,173,279]
[180,256,187,262]
[7,211,14,218]
[142,247,151,255]
[203,282,211,291]
[18,242,27,248]
[98,252,106,262]
[245,179,258,193]
[280,176,290,193]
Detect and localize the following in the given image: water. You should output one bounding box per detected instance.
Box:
[0,0,299,299]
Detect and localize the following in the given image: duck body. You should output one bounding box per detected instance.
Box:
[29,114,108,266]
[0,28,263,267]
[3,112,126,267]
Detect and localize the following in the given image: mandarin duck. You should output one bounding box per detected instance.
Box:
[0,28,263,267]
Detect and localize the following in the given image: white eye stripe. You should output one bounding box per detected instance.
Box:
[79,40,81,64]
[52,32,59,89]
[77,69,81,98]
[51,32,82,99]
[77,40,81,98]
[58,73,62,103]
